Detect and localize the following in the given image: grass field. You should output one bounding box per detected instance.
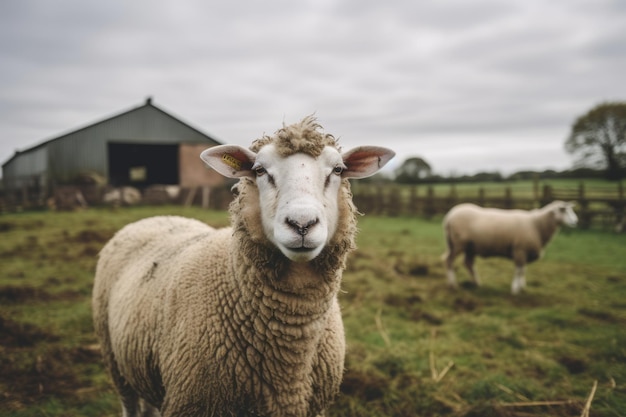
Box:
[0,206,625,416]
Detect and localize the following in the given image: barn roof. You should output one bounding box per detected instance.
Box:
[2,98,221,168]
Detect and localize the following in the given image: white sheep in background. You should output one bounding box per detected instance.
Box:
[442,201,578,294]
[92,115,394,417]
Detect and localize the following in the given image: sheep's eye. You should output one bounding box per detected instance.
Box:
[254,166,267,176]
[333,166,344,175]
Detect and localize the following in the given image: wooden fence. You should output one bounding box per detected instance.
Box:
[351,182,625,231]
[2,179,624,231]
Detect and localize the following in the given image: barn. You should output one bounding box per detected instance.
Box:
[1,98,226,207]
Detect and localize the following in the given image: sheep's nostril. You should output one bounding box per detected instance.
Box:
[286,218,319,236]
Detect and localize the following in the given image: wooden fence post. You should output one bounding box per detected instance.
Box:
[577,182,591,229]
[616,181,625,233]
[409,185,418,214]
[447,184,457,211]
[504,187,513,209]
[425,186,435,218]
[578,182,585,200]
[388,187,401,217]
[541,185,552,206]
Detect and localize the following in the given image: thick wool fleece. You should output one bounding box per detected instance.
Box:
[93,182,358,416]
[443,202,561,264]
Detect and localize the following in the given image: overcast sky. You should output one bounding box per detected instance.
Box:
[1,0,626,177]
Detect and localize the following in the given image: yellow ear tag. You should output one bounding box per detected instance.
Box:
[222,154,242,170]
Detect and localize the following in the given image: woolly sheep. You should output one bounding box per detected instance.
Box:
[92,115,395,417]
[442,201,578,294]
[102,186,142,206]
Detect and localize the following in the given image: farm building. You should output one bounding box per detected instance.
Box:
[1,98,227,207]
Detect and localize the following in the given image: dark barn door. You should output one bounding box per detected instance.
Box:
[108,142,179,187]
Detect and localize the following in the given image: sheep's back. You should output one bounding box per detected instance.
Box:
[93,216,232,406]
[94,216,218,298]
[445,204,538,256]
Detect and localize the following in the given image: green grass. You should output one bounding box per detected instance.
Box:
[0,207,625,416]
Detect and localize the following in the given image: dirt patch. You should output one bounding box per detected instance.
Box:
[606,275,621,283]
[408,264,429,276]
[0,285,52,304]
[412,309,444,325]
[462,401,583,417]
[0,221,15,232]
[0,220,45,233]
[74,229,111,244]
[0,346,100,411]
[558,355,587,374]
[81,245,101,257]
[340,369,387,401]
[384,293,422,307]
[0,285,83,304]
[394,258,430,277]
[578,308,623,324]
[460,281,480,290]
[383,293,443,324]
[454,296,480,312]
[0,315,59,347]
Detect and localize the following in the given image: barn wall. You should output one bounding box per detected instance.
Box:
[45,105,217,184]
[2,146,48,189]
[2,102,222,199]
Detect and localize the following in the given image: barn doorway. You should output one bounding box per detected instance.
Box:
[108,142,179,187]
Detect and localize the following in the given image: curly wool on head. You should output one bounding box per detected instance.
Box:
[250,115,340,157]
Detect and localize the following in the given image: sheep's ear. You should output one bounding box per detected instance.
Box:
[341,146,396,179]
[200,145,257,178]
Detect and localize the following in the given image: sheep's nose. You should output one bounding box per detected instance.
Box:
[286,218,319,236]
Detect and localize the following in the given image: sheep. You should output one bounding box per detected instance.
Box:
[92,115,395,417]
[442,200,578,294]
[103,186,142,206]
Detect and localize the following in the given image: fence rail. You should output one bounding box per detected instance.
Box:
[351,181,625,231]
[2,179,624,231]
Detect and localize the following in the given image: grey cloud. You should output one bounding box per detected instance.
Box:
[1,0,625,176]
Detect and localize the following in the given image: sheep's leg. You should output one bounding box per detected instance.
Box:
[114,372,141,417]
[140,399,161,417]
[464,256,480,286]
[463,244,480,286]
[121,398,138,417]
[511,265,526,295]
[443,251,458,287]
[446,263,457,287]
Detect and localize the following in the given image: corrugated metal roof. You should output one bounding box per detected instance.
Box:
[2,98,221,168]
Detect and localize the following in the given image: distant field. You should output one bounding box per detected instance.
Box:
[0,207,624,416]
[354,177,624,200]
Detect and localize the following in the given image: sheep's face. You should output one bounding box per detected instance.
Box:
[553,201,578,227]
[201,124,394,263]
[250,144,344,262]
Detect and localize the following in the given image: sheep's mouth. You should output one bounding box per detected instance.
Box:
[281,244,323,262]
[289,246,316,253]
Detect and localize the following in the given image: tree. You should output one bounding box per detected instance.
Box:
[394,156,432,183]
[565,102,626,180]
